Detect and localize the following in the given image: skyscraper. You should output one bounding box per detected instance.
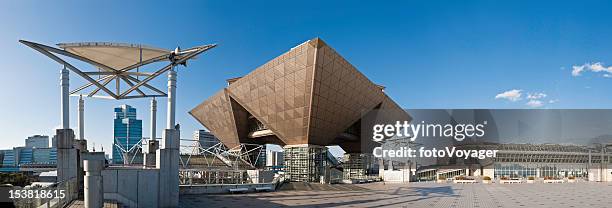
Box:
[112,105,142,164]
[26,135,49,148]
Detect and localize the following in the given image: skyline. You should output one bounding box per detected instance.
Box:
[3,1,612,151]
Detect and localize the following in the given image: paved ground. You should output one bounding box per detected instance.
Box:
[179,182,612,208]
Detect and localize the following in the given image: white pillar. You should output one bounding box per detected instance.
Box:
[78,95,84,140]
[158,66,179,207]
[166,68,177,129]
[84,159,104,208]
[157,129,180,207]
[55,129,77,182]
[150,98,157,140]
[61,66,69,129]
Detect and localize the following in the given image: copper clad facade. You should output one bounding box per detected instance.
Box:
[190,38,409,152]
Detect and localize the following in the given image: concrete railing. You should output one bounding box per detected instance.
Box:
[102,167,160,208]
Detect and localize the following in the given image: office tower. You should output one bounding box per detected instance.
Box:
[112,105,142,164]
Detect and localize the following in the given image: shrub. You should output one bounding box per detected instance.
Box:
[438,176,446,180]
[527,176,535,180]
[500,176,510,180]
[454,175,474,180]
[483,176,491,180]
[0,173,30,187]
[568,176,575,180]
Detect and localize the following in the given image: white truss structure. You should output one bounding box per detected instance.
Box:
[20,40,216,100]
[113,138,147,165]
[179,139,265,170]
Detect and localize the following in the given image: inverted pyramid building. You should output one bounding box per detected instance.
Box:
[190,38,409,153]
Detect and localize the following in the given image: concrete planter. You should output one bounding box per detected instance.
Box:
[543,179,564,183]
[454,180,477,184]
[568,179,576,183]
[499,180,522,184]
[527,180,535,184]
[483,180,491,184]
[437,180,447,183]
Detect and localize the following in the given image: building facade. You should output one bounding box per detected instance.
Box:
[51,135,57,148]
[26,135,49,148]
[0,149,15,167]
[265,150,284,167]
[412,143,612,182]
[112,105,143,164]
[0,147,57,171]
[194,130,220,150]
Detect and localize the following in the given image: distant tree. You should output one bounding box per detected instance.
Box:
[0,173,30,187]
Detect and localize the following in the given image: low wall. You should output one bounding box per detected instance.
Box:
[381,169,410,183]
[102,167,160,208]
[247,170,274,183]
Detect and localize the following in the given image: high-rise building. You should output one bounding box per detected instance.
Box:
[194,130,220,150]
[112,105,143,164]
[26,135,49,148]
[51,135,57,148]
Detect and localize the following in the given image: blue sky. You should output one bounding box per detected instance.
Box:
[1,1,612,151]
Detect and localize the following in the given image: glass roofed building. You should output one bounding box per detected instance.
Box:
[415,143,612,182]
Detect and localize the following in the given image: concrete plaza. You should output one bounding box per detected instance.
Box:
[179,182,612,208]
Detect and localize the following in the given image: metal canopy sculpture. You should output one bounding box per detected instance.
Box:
[20,40,216,100]
[21,39,215,207]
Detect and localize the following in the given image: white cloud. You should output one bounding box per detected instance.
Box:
[526,100,544,108]
[527,92,547,100]
[495,89,522,102]
[571,62,612,77]
[604,74,612,78]
[496,90,556,108]
[572,65,585,76]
